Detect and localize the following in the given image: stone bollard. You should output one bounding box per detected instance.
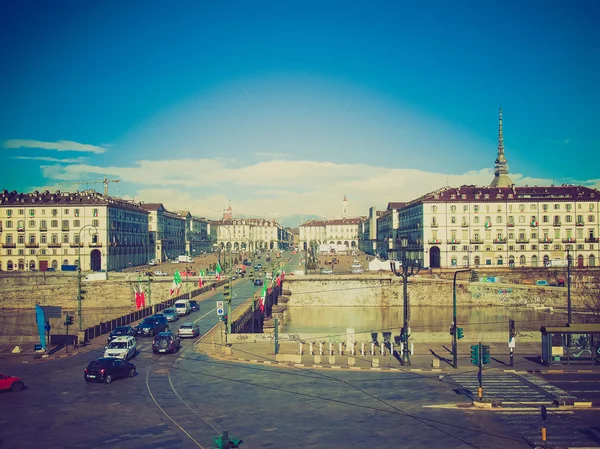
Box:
[370,342,375,356]
[432,358,440,368]
[310,341,314,356]
[347,356,356,367]
[314,355,322,364]
[361,342,365,356]
[371,358,379,368]
[328,355,336,365]
[329,343,334,356]
[319,342,324,356]
[339,342,343,356]
[299,341,303,355]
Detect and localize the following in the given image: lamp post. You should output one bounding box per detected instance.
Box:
[77,224,98,332]
[452,268,473,368]
[390,236,420,365]
[567,248,572,325]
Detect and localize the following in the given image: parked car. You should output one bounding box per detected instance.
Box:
[351,263,362,269]
[254,278,263,286]
[0,372,24,392]
[177,322,200,338]
[84,358,136,384]
[154,270,168,276]
[136,315,169,336]
[162,308,179,322]
[104,336,137,360]
[152,331,181,354]
[107,326,136,344]
[321,268,333,274]
[189,300,200,312]
[351,268,364,274]
[148,260,158,266]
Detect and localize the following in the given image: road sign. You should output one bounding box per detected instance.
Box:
[508,337,516,348]
[216,301,224,316]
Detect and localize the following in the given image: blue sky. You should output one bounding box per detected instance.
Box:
[1,1,598,227]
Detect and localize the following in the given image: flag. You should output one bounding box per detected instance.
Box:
[215,262,222,281]
[170,271,182,296]
[259,284,267,313]
[133,278,145,309]
[198,273,203,289]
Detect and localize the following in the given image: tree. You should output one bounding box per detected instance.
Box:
[580,274,600,323]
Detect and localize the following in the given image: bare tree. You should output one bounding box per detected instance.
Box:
[579,274,600,323]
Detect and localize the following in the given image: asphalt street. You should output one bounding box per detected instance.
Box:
[1,253,599,448]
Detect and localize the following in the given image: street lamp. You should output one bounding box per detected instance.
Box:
[566,248,572,325]
[77,224,98,332]
[390,236,420,365]
[451,268,475,368]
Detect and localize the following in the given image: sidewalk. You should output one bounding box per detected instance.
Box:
[199,338,600,374]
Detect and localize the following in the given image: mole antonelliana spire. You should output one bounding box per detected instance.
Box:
[490,107,514,188]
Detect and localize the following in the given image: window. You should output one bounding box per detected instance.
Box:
[18,209,24,215]
[74,220,80,227]
[28,234,35,244]
[543,204,548,211]
[542,216,549,223]
[51,234,58,244]
[519,205,525,211]
[62,220,69,229]
[18,235,24,244]
[41,234,47,244]
[518,216,525,223]
[92,219,99,227]
[64,209,69,215]
[554,204,560,210]
[451,216,456,224]
[93,208,99,217]
[51,220,58,228]
[496,216,503,223]
[62,234,69,244]
[5,220,12,228]
[565,215,572,223]
[589,215,595,223]
[6,210,12,217]
[17,220,24,229]
[29,220,35,227]
[450,205,456,213]
[474,205,479,212]
[40,220,47,229]
[474,216,479,224]
[74,209,80,217]
[532,232,537,239]
[432,206,437,213]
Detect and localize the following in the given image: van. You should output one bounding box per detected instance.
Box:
[174,299,191,316]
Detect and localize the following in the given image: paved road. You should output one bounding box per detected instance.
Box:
[2,251,599,448]
[536,372,600,404]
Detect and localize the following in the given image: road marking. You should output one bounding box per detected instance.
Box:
[194,308,216,323]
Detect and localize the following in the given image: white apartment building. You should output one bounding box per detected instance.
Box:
[0,189,150,272]
[299,218,363,251]
[141,203,186,262]
[216,218,289,252]
[175,211,214,256]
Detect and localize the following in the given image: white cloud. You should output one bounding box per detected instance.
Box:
[11,156,87,163]
[3,139,107,154]
[37,156,567,223]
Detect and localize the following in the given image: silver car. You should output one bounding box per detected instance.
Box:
[162,308,179,322]
[177,322,200,338]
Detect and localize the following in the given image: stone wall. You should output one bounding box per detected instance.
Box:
[285,275,586,309]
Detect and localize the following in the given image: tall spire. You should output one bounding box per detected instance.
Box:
[490,106,513,187]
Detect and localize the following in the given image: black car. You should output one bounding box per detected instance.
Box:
[254,278,263,286]
[152,331,181,354]
[84,358,136,383]
[135,315,169,337]
[107,326,136,344]
[189,300,200,312]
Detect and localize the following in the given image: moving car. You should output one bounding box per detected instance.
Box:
[0,372,24,392]
[103,336,137,360]
[351,268,364,274]
[84,358,136,384]
[154,270,168,276]
[254,278,263,286]
[107,326,136,344]
[177,322,200,338]
[136,315,169,336]
[152,331,181,354]
[162,308,179,322]
[189,300,200,312]
[174,299,191,316]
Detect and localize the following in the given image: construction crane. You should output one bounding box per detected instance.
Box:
[55,178,121,196]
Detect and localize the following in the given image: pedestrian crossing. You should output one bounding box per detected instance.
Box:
[448,371,573,405]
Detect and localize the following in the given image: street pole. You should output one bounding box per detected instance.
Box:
[452,268,472,369]
[390,237,420,366]
[567,248,571,325]
[77,224,97,332]
[227,277,232,334]
[147,273,152,307]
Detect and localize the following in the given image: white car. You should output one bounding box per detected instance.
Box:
[321,269,333,274]
[154,270,168,276]
[177,322,200,338]
[148,260,158,266]
[104,336,137,360]
[352,268,364,274]
[351,263,362,269]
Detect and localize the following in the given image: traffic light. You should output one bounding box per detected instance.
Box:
[482,345,491,364]
[449,326,455,336]
[470,270,479,282]
[470,344,480,365]
[457,328,464,340]
[223,283,230,301]
[220,315,228,325]
[64,315,74,327]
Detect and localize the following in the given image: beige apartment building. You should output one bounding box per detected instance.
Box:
[0,189,150,272]
[216,218,289,252]
[140,203,186,262]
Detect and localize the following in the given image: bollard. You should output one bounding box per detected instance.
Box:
[339,342,343,356]
[329,342,334,356]
[361,342,365,356]
[381,343,385,356]
[319,342,324,356]
[310,341,314,356]
[299,341,303,355]
[390,342,394,357]
[370,342,375,356]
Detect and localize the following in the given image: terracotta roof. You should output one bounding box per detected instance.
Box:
[301,217,363,227]
[0,189,148,213]
[405,185,600,206]
[140,203,164,211]
[387,202,406,210]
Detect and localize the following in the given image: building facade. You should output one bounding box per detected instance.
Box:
[141,203,186,262]
[0,189,150,272]
[216,218,290,253]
